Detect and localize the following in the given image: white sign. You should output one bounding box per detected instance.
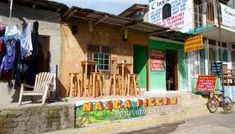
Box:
[149,0,192,32]
[221,3,235,30]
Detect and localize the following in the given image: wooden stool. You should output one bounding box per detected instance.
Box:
[69,73,81,97]
[109,74,121,96]
[91,73,104,98]
[125,74,138,96]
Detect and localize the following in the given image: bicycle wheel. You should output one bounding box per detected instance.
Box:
[206,97,218,113]
[222,96,233,112]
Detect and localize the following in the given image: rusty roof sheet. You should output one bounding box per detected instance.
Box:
[0,0,68,14]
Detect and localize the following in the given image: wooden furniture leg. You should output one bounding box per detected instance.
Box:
[88,74,93,97]
[99,74,103,97]
[121,64,124,96]
[69,73,74,97]
[77,74,81,97]
[127,74,130,96]
[92,73,96,98]
[113,74,116,96]
[133,74,137,96]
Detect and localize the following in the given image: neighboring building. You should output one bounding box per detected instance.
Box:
[147,0,235,97]
[0,0,68,105]
[228,0,235,8]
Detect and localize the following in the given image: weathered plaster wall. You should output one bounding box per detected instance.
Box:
[0,104,74,134]
[59,22,149,96]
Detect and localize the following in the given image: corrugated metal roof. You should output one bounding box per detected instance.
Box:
[63,6,169,34]
[119,4,148,17]
[0,0,68,14]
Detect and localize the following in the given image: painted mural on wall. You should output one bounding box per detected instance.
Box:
[221,3,235,30]
[75,97,181,128]
[149,0,192,32]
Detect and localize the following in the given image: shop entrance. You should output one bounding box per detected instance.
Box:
[133,45,148,91]
[166,49,178,91]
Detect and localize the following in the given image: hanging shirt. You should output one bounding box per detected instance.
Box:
[31,21,41,56]
[20,23,33,57]
[0,36,17,72]
[5,25,21,38]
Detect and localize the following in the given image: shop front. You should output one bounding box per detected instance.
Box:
[147,37,188,93]
[59,6,172,98]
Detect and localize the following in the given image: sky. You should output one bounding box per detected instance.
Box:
[51,0,149,15]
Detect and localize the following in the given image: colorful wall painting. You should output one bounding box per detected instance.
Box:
[75,96,181,128]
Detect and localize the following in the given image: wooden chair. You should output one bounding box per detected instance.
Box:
[18,72,54,105]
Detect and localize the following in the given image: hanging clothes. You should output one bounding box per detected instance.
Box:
[0,36,17,73]
[5,25,21,38]
[0,39,5,66]
[14,40,23,86]
[20,23,33,57]
[31,21,41,56]
[0,26,5,37]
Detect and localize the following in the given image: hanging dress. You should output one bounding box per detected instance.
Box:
[0,36,17,73]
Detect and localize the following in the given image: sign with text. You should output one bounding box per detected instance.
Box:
[75,97,180,128]
[184,35,203,52]
[221,3,235,30]
[150,49,164,72]
[196,75,217,92]
[149,0,192,32]
[211,62,222,78]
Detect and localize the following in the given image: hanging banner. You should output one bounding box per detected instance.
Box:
[184,34,203,52]
[149,0,192,32]
[150,49,164,72]
[195,75,217,92]
[221,3,235,30]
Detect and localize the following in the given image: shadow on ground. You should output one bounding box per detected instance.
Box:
[119,121,185,134]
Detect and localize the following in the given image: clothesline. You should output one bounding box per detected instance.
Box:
[0,21,41,89]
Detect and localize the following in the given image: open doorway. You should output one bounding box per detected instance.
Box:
[166,49,178,91]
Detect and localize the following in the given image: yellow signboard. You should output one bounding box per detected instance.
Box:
[184,35,203,52]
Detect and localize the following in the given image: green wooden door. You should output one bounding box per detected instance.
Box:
[134,45,147,89]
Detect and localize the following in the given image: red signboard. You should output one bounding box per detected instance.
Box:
[195,75,217,92]
[151,49,164,72]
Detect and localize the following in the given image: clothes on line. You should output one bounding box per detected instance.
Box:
[0,21,41,88]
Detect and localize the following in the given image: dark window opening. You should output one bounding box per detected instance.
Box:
[162,3,171,20]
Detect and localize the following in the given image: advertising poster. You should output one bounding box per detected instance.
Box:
[221,3,235,30]
[184,34,203,52]
[149,0,192,32]
[151,49,165,72]
[195,75,217,92]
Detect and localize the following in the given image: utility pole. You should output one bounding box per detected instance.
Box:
[216,0,224,91]
[9,0,13,19]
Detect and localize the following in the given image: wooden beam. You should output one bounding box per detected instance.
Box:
[65,9,77,20]
[94,15,109,25]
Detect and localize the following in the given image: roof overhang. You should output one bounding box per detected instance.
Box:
[0,0,68,14]
[63,6,169,34]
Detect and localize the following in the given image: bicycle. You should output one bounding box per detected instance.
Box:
[206,90,233,113]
